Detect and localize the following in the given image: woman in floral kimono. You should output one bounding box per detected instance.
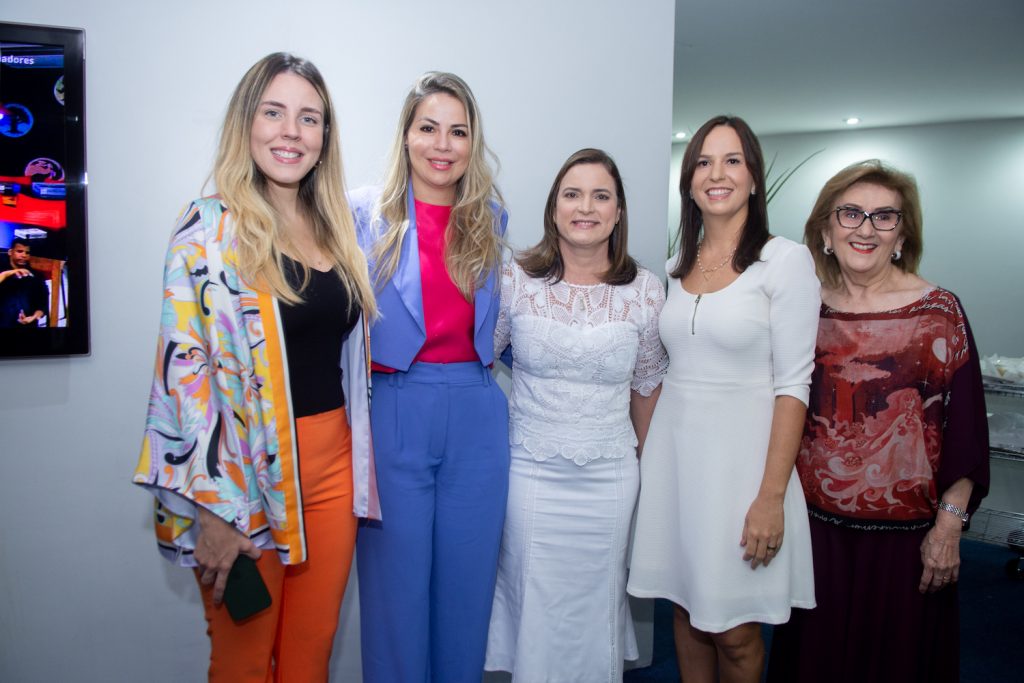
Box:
[133,53,377,682]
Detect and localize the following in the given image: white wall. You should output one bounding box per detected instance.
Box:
[0,2,675,680]
[668,118,1024,357]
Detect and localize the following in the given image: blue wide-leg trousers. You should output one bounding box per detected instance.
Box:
[357,361,510,682]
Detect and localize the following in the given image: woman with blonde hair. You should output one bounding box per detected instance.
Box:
[351,71,509,682]
[134,52,377,681]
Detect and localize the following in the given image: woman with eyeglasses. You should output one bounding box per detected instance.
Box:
[767,160,989,683]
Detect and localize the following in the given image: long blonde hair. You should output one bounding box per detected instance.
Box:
[372,71,504,300]
[212,52,375,316]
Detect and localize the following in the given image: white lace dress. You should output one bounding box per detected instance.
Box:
[484,261,669,683]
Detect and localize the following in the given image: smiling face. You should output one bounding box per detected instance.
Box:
[248,71,325,202]
[824,181,905,280]
[405,92,470,205]
[554,162,621,257]
[689,125,755,225]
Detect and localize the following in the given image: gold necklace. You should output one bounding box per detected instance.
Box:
[691,240,737,335]
[696,240,736,281]
[291,232,330,271]
[305,251,329,271]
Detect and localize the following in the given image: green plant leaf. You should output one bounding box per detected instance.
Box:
[765,148,824,204]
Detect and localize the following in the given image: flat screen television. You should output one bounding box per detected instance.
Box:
[0,21,88,357]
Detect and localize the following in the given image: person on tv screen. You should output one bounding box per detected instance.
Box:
[0,238,47,328]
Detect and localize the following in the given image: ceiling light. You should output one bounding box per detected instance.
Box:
[674,132,687,140]
[845,117,861,125]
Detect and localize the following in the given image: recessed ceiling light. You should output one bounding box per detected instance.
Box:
[674,132,687,139]
[845,117,861,125]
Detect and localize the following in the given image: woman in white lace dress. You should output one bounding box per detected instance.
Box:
[484,149,669,682]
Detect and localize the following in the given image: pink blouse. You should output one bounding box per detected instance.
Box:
[412,199,478,364]
[371,199,478,373]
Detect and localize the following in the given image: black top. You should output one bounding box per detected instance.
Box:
[279,256,361,418]
[0,255,49,329]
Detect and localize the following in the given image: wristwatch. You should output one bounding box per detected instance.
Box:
[937,500,969,526]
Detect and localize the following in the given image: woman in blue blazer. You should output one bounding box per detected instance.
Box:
[351,71,509,683]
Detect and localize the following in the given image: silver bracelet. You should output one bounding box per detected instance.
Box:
[937,500,969,525]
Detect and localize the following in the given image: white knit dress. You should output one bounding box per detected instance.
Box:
[627,237,819,633]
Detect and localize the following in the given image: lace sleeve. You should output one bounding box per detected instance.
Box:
[493,260,515,364]
[631,269,669,396]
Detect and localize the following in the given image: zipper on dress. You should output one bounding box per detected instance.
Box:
[691,293,702,335]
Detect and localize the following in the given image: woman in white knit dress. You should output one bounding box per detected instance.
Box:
[627,116,819,683]
[485,149,668,682]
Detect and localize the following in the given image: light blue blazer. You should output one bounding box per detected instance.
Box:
[350,185,508,371]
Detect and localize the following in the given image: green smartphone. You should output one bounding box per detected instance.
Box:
[223,555,272,621]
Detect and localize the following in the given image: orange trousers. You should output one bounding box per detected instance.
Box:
[197,407,358,683]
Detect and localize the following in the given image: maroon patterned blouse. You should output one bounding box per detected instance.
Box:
[796,287,989,530]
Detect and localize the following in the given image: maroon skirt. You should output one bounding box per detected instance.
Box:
[767,515,960,683]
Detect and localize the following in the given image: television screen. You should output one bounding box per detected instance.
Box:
[0,21,88,357]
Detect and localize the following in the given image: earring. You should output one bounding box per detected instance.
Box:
[891,249,902,262]
[823,245,834,256]
[750,187,756,196]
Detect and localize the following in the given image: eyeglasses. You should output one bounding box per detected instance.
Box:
[834,207,902,231]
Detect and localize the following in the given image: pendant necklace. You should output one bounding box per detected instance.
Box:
[691,240,736,335]
[294,235,329,271]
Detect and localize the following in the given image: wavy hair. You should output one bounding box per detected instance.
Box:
[804,159,923,289]
[669,115,769,280]
[212,52,375,315]
[518,148,637,285]
[371,71,504,300]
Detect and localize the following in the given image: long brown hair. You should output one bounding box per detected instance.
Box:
[669,115,769,280]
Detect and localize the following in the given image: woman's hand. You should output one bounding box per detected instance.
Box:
[741,494,785,569]
[919,516,962,593]
[920,478,974,593]
[194,507,261,604]
[743,396,804,569]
